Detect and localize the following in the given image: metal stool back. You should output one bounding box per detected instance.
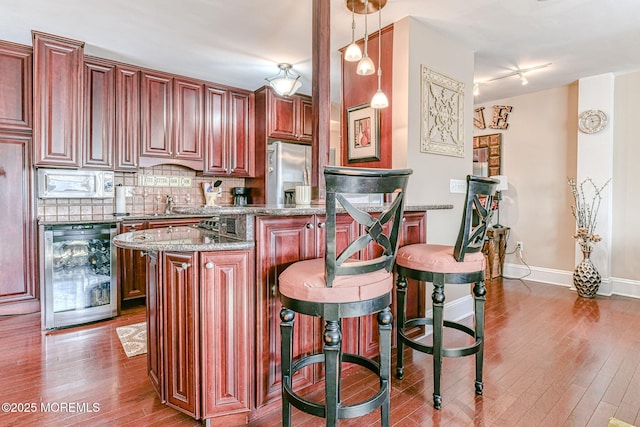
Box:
[395,175,498,409]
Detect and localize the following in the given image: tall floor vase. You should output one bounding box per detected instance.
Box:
[573,246,601,298]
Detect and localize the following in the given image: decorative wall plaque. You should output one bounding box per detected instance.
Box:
[420,66,465,157]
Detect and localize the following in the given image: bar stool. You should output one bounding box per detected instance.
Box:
[394,175,498,409]
[278,166,412,426]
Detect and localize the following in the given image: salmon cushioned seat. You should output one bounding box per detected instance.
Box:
[396,244,486,274]
[279,258,393,303]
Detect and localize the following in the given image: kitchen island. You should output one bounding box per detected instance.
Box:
[113,204,449,425]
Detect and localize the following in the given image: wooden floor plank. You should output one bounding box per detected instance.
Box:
[2,278,640,426]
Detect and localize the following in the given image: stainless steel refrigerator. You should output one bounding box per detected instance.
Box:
[266,141,312,205]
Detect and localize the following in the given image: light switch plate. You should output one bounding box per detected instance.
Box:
[450,179,466,194]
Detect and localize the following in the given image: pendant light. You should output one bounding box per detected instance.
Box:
[356,0,375,76]
[370,5,388,108]
[344,0,362,62]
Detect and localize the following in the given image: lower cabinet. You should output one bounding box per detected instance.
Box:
[145,249,253,422]
[118,218,200,308]
[254,211,426,414]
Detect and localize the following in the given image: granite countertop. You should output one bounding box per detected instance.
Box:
[113,225,255,252]
[38,203,452,226]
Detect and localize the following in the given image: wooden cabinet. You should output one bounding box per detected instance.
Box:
[83,58,114,169]
[145,251,163,399]
[145,249,253,423]
[115,65,140,171]
[118,218,200,308]
[0,132,38,315]
[203,86,255,177]
[200,251,253,419]
[140,71,203,170]
[263,87,312,143]
[163,251,200,418]
[33,31,84,168]
[254,215,318,412]
[254,211,427,411]
[254,214,362,413]
[118,221,148,304]
[0,41,32,132]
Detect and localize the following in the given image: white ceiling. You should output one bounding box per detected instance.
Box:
[2,0,640,104]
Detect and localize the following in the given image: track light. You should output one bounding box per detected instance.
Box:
[519,73,528,85]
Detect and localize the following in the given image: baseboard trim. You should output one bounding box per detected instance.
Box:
[503,263,640,299]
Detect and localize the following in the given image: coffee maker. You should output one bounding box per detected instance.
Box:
[232,187,250,206]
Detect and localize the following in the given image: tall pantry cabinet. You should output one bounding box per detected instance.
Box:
[0,40,38,315]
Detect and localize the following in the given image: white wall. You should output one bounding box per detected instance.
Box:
[391,17,475,305]
[392,17,475,246]
[475,72,640,297]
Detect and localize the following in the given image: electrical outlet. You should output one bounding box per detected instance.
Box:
[450,179,466,194]
[516,241,524,252]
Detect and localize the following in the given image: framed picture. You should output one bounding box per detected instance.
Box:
[347,103,380,163]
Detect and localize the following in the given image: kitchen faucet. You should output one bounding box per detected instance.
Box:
[165,195,173,214]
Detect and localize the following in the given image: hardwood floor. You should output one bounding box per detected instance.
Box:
[1,279,639,426]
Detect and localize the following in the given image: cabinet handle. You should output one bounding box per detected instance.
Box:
[205,262,214,270]
[271,285,277,297]
[403,217,407,222]
[317,222,325,228]
[181,262,191,270]
[176,151,180,156]
[140,251,148,257]
[306,223,314,229]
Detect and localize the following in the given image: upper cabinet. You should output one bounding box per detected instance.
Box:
[33,31,84,168]
[203,85,255,177]
[140,71,204,170]
[83,58,115,169]
[0,41,32,133]
[114,65,141,171]
[261,86,312,143]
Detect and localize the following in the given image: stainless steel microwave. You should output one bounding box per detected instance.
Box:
[37,169,115,199]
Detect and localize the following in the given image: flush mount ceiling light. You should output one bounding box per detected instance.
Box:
[266,63,302,97]
[473,62,551,96]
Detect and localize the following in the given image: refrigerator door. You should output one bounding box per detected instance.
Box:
[266,141,311,205]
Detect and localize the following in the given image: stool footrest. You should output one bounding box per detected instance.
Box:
[283,352,389,420]
[398,317,482,358]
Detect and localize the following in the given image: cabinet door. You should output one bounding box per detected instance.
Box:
[267,93,296,140]
[145,251,164,401]
[227,90,254,177]
[115,65,140,171]
[200,250,253,419]
[314,214,360,377]
[0,41,32,132]
[0,132,38,314]
[255,215,316,410]
[118,221,148,303]
[140,71,173,158]
[163,251,200,418]
[173,78,203,161]
[83,59,114,169]
[203,85,228,175]
[399,211,427,336]
[298,97,313,143]
[33,31,84,167]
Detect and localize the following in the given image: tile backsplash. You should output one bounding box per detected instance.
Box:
[37,164,245,223]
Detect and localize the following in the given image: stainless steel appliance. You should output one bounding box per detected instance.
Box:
[37,168,115,199]
[266,141,312,205]
[41,223,117,330]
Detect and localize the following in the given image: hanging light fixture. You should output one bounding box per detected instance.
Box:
[344,0,362,62]
[370,5,388,109]
[265,63,302,97]
[356,0,375,75]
